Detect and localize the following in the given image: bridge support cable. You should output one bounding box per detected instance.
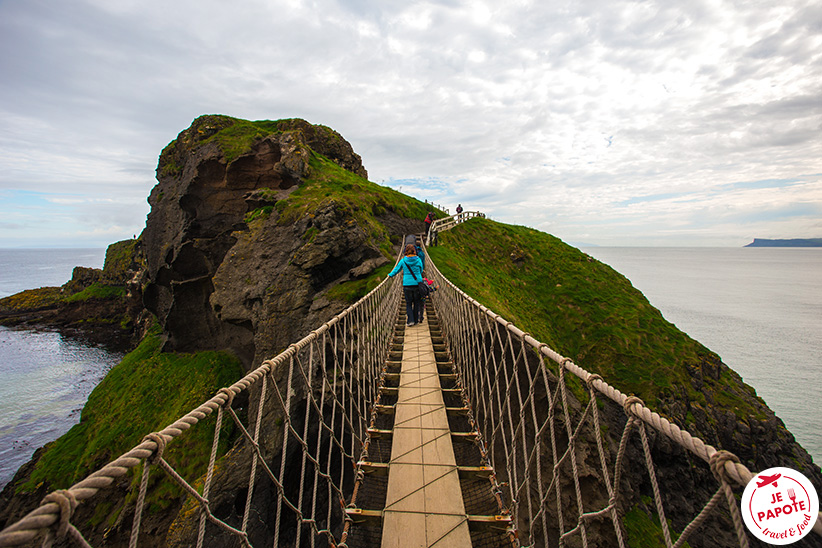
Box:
[422,247,821,547]
[0,261,404,547]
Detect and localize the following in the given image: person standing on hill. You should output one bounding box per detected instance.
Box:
[424,212,434,236]
[388,244,424,327]
[456,204,463,215]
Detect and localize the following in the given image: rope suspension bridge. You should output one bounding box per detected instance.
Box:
[1,213,820,548]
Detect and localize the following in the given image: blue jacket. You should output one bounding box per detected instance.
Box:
[388,255,423,286]
[403,236,425,269]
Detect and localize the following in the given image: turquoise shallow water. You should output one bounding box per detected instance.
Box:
[583,247,822,465]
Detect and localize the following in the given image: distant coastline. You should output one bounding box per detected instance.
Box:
[745,238,822,247]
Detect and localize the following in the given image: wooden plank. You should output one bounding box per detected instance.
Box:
[381,316,472,548]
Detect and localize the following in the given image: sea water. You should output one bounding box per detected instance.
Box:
[0,248,106,299]
[582,247,822,465]
[0,248,123,489]
[0,328,123,488]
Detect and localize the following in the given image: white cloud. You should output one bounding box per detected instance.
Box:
[0,0,820,247]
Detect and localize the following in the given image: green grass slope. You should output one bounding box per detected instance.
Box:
[427,218,764,425]
[278,151,438,258]
[15,324,243,526]
[272,149,447,303]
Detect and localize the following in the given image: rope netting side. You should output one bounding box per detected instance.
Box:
[424,254,821,547]
[0,273,403,548]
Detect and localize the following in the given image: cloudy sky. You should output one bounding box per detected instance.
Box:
[1,0,820,248]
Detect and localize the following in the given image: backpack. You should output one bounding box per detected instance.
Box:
[418,280,431,297]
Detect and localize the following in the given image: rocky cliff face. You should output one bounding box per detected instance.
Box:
[0,116,427,546]
[141,115,417,369]
[134,115,428,546]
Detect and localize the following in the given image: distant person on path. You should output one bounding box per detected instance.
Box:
[456,204,463,215]
[424,212,434,236]
[388,244,424,327]
[414,241,427,322]
[403,234,425,269]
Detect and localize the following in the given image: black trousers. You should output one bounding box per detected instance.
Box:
[403,285,422,325]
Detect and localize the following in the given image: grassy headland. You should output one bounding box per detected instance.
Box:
[427,218,763,422]
[276,151,445,258]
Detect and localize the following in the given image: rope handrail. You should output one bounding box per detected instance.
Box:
[426,210,486,245]
[0,255,405,547]
[423,249,822,546]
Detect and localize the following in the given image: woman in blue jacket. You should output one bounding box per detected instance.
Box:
[388,244,424,327]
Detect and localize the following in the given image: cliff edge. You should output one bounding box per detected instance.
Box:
[143,115,423,368]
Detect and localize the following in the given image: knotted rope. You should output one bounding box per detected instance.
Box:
[425,251,821,548]
[0,257,403,548]
[39,491,90,548]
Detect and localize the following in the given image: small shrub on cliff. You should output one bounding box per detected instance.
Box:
[158,143,182,177]
[64,283,126,303]
[327,263,393,304]
[623,505,692,548]
[245,205,274,223]
[102,239,140,282]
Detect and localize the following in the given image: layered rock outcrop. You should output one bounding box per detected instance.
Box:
[136,116,424,546]
[141,115,412,369]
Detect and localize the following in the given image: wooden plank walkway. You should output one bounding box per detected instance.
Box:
[381,316,472,548]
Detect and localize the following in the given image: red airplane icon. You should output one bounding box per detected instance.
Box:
[756,473,781,488]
